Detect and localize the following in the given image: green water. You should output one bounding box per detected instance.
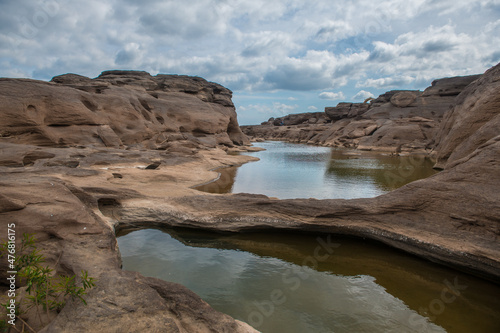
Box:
[195,141,438,199]
[117,228,500,333]
[119,141,499,332]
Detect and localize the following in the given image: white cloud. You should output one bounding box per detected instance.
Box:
[352,90,375,101]
[239,102,299,118]
[0,0,499,124]
[319,91,346,100]
[357,76,416,89]
[308,106,318,110]
[115,43,142,66]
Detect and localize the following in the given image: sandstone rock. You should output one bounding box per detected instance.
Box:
[390,91,418,107]
[242,74,481,154]
[370,90,421,108]
[1,65,499,333]
[433,66,500,169]
[422,75,482,97]
[0,71,249,149]
[325,102,370,120]
[271,112,327,126]
[0,174,257,333]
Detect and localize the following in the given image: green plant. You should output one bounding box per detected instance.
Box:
[1,233,95,331]
[0,319,10,333]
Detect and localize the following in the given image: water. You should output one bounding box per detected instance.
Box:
[117,228,500,333]
[195,141,438,199]
[118,141,499,332]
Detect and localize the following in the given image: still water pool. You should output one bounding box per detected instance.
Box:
[117,228,500,333]
[118,141,499,332]
[195,141,438,199]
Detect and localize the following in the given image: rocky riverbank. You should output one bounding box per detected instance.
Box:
[0,71,258,332]
[1,64,499,331]
[242,74,481,155]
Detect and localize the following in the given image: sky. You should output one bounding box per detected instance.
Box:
[1,0,499,125]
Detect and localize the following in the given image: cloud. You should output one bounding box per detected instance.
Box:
[115,43,142,65]
[367,41,397,62]
[319,91,346,100]
[308,106,318,110]
[352,90,375,101]
[0,0,499,104]
[356,76,415,89]
[238,102,299,118]
[241,31,298,58]
[264,50,367,91]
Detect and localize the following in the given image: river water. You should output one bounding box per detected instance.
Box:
[117,141,500,332]
[195,141,438,199]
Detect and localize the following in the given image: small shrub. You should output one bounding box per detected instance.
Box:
[1,233,95,331]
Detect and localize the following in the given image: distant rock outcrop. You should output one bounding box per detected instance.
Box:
[325,102,370,120]
[0,70,249,151]
[242,74,481,154]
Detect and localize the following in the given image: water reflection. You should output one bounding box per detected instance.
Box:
[195,141,438,199]
[195,166,238,193]
[117,228,500,333]
[325,150,438,192]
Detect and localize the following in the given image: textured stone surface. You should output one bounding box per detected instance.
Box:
[0,66,498,332]
[0,72,256,332]
[433,68,500,169]
[242,75,480,154]
[325,102,370,120]
[0,71,249,150]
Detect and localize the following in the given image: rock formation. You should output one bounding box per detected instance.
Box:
[0,70,249,150]
[0,64,499,332]
[242,74,481,154]
[0,71,256,332]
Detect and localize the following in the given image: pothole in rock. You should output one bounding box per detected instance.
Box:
[98,198,121,219]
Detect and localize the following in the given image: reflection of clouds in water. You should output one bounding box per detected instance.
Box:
[118,229,446,333]
[219,141,434,199]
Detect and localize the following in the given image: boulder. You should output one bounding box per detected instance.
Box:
[325,103,370,120]
[422,75,482,97]
[390,91,418,107]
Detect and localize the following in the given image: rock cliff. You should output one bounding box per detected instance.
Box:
[0,70,249,151]
[242,74,481,154]
[0,64,499,332]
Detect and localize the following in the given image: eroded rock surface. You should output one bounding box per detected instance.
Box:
[0,70,249,150]
[0,72,256,332]
[0,65,499,333]
[242,74,481,154]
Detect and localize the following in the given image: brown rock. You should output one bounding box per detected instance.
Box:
[325,102,370,120]
[422,75,481,97]
[390,91,418,107]
[0,71,249,149]
[433,65,500,169]
[243,74,481,153]
[1,65,498,333]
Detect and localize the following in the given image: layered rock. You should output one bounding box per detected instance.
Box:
[432,67,500,169]
[262,112,328,126]
[0,72,256,332]
[115,64,500,281]
[242,75,481,154]
[0,65,499,333]
[0,70,249,151]
[325,102,370,120]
